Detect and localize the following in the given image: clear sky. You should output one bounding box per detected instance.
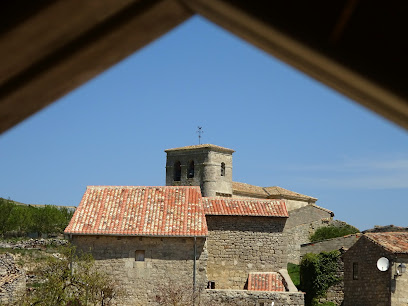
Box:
[1,16,407,231]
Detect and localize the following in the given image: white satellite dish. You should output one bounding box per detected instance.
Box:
[377,257,390,271]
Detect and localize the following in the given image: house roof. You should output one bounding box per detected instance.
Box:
[247,272,286,292]
[202,197,288,218]
[364,232,408,255]
[64,186,207,237]
[232,182,317,202]
[165,144,234,154]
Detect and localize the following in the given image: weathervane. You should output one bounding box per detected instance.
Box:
[197,126,203,144]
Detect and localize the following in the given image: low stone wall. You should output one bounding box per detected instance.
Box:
[300,234,361,258]
[0,253,26,304]
[201,289,304,306]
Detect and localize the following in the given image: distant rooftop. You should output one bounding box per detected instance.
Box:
[165,144,234,153]
[232,182,317,202]
[365,232,408,254]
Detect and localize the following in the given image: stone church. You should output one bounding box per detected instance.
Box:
[165,144,333,264]
[65,144,333,305]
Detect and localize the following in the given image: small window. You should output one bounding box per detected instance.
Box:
[135,250,145,262]
[173,161,181,181]
[187,160,194,178]
[353,262,358,280]
[221,162,225,176]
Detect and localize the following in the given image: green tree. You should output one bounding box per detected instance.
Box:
[0,198,16,235]
[17,245,121,305]
[300,251,341,306]
[310,224,359,242]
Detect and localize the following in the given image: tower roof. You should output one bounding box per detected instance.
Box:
[165,144,234,154]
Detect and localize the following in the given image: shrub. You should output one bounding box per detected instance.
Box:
[300,250,341,306]
[310,224,359,242]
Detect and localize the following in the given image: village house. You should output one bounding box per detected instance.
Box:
[65,185,303,305]
[343,232,408,306]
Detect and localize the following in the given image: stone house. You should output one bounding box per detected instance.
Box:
[65,185,304,305]
[165,144,334,264]
[343,232,408,306]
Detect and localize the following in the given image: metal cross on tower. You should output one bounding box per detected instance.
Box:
[197,126,203,145]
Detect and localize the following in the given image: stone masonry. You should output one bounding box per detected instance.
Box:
[165,145,234,197]
[284,205,332,264]
[201,289,304,305]
[206,216,288,289]
[72,235,207,306]
[343,236,393,306]
[0,253,26,305]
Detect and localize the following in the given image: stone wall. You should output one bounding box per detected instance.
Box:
[343,236,392,306]
[0,253,26,305]
[206,216,287,289]
[201,289,304,306]
[391,259,408,306]
[71,235,207,306]
[300,234,361,258]
[166,148,233,197]
[284,205,332,264]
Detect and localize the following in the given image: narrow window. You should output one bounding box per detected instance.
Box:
[135,250,145,262]
[221,162,225,176]
[353,262,358,280]
[174,161,181,181]
[187,160,195,178]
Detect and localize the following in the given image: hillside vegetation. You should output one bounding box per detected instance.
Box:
[0,198,74,237]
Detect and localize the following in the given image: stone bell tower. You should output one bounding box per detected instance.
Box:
[165,144,234,197]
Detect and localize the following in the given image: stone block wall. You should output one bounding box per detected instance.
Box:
[343,236,392,306]
[72,235,207,306]
[166,148,233,197]
[284,205,332,264]
[206,216,287,289]
[201,289,304,306]
[391,261,408,306]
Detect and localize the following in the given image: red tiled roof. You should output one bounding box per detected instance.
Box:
[247,272,286,292]
[64,186,207,237]
[202,197,288,217]
[365,232,408,254]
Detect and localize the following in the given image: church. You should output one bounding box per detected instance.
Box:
[65,144,333,305]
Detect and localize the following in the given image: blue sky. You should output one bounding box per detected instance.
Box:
[1,16,407,231]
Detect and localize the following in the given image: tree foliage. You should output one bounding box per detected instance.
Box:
[0,198,74,237]
[16,245,121,305]
[299,251,341,306]
[310,224,359,242]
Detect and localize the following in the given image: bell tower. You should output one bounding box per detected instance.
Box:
[165,144,234,197]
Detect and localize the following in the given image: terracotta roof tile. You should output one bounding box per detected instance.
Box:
[247,272,286,292]
[165,144,234,153]
[64,186,207,237]
[365,232,408,254]
[203,197,288,218]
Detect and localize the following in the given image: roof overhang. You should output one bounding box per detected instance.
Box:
[1,0,408,133]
